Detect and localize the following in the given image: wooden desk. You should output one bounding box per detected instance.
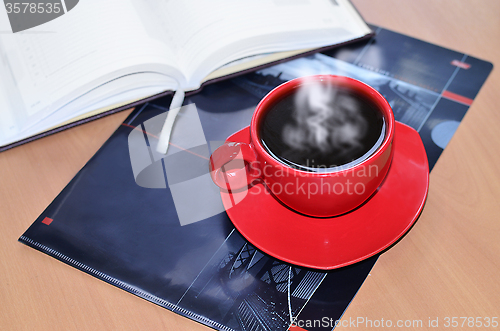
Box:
[1,1,499,330]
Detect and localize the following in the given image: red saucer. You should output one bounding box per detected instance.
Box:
[220,122,429,270]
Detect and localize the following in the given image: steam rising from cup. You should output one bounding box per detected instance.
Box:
[282,78,368,160]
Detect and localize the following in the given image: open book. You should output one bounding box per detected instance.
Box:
[0,0,372,150]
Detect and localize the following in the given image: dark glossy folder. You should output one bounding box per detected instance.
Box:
[19,25,492,331]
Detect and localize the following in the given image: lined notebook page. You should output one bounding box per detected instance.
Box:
[0,0,180,138]
[0,75,17,143]
[158,0,370,86]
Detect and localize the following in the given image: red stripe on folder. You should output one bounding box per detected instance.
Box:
[41,217,53,225]
[442,90,473,106]
[289,326,308,331]
[451,59,471,69]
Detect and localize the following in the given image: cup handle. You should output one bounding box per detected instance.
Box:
[209,142,260,190]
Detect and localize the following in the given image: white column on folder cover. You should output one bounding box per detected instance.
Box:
[157,89,185,154]
[127,105,241,226]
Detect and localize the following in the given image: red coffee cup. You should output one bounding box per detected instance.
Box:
[209,75,395,217]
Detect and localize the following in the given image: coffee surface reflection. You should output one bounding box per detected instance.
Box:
[260,86,385,172]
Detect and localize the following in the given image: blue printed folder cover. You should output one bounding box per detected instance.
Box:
[20,26,492,331]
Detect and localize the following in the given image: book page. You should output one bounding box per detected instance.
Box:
[0,0,182,142]
[29,72,176,133]
[0,71,18,142]
[201,48,317,83]
[151,0,371,87]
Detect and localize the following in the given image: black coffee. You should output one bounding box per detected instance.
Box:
[260,88,385,172]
